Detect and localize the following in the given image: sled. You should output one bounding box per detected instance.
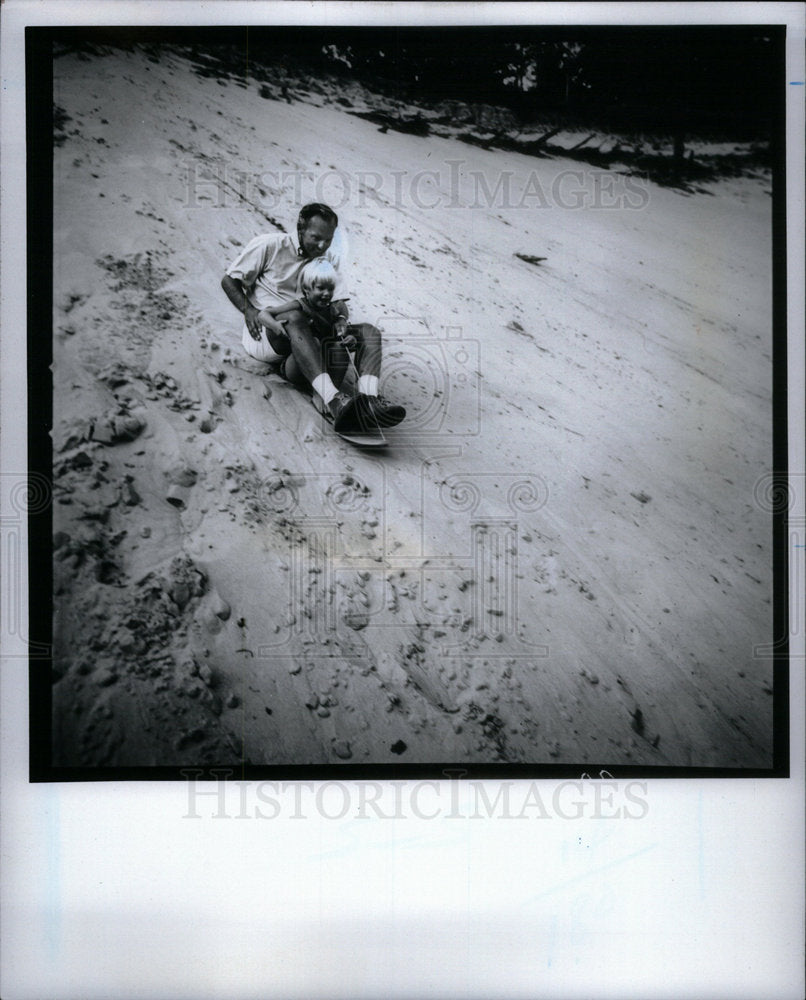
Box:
[310,394,388,448]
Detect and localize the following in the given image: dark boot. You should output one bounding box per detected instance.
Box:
[359,394,406,428]
[329,391,363,432]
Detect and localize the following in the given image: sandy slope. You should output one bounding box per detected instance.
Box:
[50,46,774,768]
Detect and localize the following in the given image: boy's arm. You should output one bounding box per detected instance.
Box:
[331,299,349,323]
[256,299,302,330]
[329,301,356,349]
[221,274,288,340]
[263,299,303,318]
[330,300,349,337]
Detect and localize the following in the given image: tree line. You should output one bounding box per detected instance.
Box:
[252,26,779,139]
[51,24,780,141]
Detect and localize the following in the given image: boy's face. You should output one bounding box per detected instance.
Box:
[299,216,336,258]
[306,279,334,309]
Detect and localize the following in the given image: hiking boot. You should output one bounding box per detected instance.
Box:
[359,394,406,428]
[329,391,364,433]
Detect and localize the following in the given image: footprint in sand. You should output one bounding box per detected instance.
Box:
[164,461,198,510]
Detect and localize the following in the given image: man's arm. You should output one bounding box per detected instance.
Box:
[221,273,262,339]
[221,273,288,340]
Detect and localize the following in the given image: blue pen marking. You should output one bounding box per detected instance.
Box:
[45,787,61,960]
[526,841,657,903]
[790,81,804,85]
[698,789,705,897]
[546,913,557,969]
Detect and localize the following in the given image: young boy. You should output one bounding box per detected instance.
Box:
[221,203,404,431]
[263,258,347,339]
[258,259,355,394]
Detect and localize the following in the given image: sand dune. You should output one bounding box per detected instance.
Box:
[51,45,774,768]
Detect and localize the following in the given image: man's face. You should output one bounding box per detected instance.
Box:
[299,216,336,258]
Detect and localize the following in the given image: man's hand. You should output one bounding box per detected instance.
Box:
[222,274,269,340]
[244,302,263,340]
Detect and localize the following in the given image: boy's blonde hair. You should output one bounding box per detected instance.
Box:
[300,258,337,292]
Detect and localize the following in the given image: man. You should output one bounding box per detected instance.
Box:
[221,202,404,432]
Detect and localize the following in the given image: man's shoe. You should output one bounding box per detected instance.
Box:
[329,391,363,433]
[359,394,406,428]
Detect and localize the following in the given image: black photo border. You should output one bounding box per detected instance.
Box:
[27,23,790,782]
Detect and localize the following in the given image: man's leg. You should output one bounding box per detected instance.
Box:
[350,322,405,427]
[264,326,292,359]
[350,322,382,380]
[241,322,289,364]
[284,336,348,393]
[280,310,328,382]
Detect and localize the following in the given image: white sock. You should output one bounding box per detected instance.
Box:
[312,373,338,406]
[358,374,379,397]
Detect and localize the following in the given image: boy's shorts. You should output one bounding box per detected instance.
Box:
[241,321,287,363]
